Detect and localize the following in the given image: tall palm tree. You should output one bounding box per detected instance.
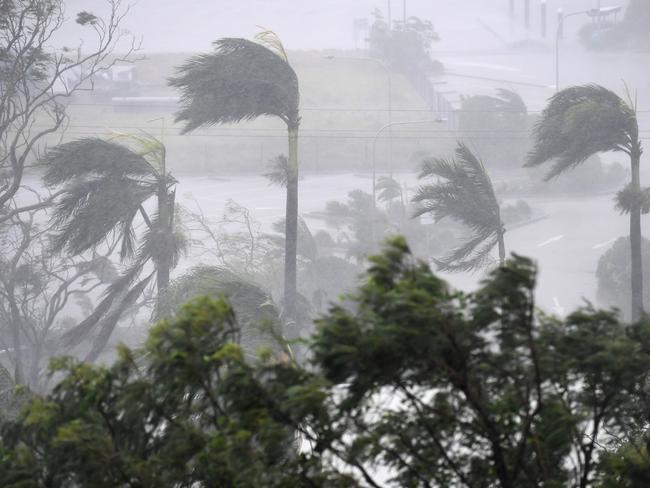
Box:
[526,85,644,320]
[169,32,301,322]
[413,142,505,272]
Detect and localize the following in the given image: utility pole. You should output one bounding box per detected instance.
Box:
[403,0,406,24]
[541,0,547,38]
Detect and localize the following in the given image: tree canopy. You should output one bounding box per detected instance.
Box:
[2,239,650,486]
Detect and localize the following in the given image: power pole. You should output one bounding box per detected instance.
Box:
[541,0,547,38]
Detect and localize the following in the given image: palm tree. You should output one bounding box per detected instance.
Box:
[155,266,286,362]
[526,84,644,320]
[413,142,505,272]
[43,135,183,293]
[42,136,185,359]
[169,32,301,322]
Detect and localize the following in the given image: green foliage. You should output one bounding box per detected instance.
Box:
[156,266,284,360]
[169,38,300,132]
[0,297,352,487]
[413,141,504,271]
[4,240,650,486]
[310,237,650,486]
[527,85,639,180]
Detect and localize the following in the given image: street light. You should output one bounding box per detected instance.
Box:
[556,9,589,91]
[555,6,621,91]
[324,55,393,170]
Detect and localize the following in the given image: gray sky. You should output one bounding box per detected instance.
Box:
[61,0,620,52]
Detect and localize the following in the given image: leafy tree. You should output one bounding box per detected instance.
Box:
[0,297,353,487]
[413,141,505,271]
[527,84,645,320]
[0,204,122,387]
[3,239,650,486]
[0,0,137,216]
[169,32,301,323]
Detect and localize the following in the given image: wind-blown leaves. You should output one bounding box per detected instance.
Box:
[527,85,639,180]
[169,38,300,132]
[156,266,283,360]
[43,138,155,185]
[413,142,504,272]
[376,175,403,203]
[43,139,160,257]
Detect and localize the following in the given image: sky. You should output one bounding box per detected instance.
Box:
[60,0,622,53]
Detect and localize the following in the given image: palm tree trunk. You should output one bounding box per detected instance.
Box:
[630,149,643,322]
[157,182,171,292]
[497,227,506,267]
[284,124,299,323]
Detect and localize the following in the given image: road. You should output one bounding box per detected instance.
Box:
[178,172,633,317]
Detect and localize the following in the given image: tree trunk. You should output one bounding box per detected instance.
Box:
[497,226,506,267]
[156,181,171,293]
[630,149,644,322]
[8,293,24,385]
[283,125,299,323]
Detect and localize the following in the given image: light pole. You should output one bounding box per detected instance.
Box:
[325,55,393,171]
[555,9,592,92]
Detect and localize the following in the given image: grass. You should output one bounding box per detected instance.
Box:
[57,50,455,174]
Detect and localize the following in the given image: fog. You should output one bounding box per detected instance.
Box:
[2,0,650,483]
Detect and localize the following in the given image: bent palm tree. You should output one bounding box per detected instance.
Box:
[413,142,505,272]
[169,32,301,322]
[527,85,644,320]
[43,136,185,357]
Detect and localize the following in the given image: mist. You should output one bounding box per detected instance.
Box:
[2,0,650,485]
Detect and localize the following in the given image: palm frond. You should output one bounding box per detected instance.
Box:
[527,85,637,179]
[376,175,403,203]
[108,131,166,172]
[156,266,283,360]
[43,138,156,186]
[494,88,527,114]
[434,232,499,273]
[169,37,299,132]
[413,142,500,231]
[138,208,188,269]
[84,272,155,362]
[50,178,156,256]
[254,27,289,63]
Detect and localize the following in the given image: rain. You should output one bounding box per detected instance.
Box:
[1,0,649,486]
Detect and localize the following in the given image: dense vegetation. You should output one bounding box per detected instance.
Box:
[2,2,650,486]
[1,239,650,487]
